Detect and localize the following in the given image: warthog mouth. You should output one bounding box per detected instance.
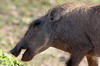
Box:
[10,47,35,61]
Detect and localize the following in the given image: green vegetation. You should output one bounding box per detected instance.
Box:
[0,50,24,66]
[0,0,99,66]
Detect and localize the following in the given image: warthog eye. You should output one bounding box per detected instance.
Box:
[35,22,41,26]
[34,20,41,28]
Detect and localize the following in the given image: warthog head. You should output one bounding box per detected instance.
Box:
[10,6,65,61]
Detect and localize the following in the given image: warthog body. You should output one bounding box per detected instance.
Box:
[10,2,100,66]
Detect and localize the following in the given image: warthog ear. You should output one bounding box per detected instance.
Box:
[49,7,65,21]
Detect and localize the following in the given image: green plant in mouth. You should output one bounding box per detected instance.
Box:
[0,50,24,66]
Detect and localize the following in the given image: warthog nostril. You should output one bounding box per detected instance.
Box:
[10,47,22,57]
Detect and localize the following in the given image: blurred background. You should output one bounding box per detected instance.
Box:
[0,0,100,66]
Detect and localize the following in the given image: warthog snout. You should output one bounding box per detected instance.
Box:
[10,39,35,61]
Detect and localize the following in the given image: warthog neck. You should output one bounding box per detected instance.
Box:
[52,42,71,52]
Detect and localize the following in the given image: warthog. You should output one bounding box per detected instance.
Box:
[10,2,100,66]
